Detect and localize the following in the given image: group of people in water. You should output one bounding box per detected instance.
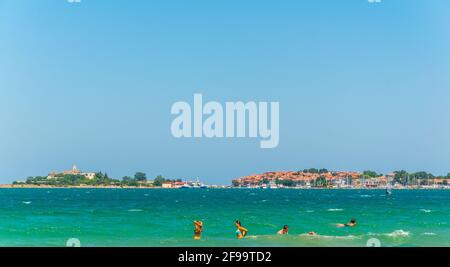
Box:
[193,218,357,240]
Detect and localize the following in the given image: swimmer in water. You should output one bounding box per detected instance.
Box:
[277,225,289,235]
[337,218,357,228]
[193,220,203,240]
[235,220,248,239]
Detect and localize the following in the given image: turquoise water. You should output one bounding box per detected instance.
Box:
[0,188,449,247]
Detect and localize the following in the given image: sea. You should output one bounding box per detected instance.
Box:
[0,188,449,247]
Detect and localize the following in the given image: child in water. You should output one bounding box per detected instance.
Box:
[193,220,203,240]
[277,225,289,235]
[235,220,248,239]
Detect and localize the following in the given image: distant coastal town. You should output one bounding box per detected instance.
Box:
[4,165,450,189]
[232,169,450,189]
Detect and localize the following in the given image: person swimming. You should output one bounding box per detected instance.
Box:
[235,220,248,239]
[277,225,289,235]
[193,220,203,240]
[337,218,357,228]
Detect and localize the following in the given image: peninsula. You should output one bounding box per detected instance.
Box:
[7,165,212,189]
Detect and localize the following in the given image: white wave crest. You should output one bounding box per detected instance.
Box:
[328,208,343,212]
[385,230,410,237]
[423,232,437,236]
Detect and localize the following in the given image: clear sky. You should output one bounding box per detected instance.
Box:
[1,0,449,184]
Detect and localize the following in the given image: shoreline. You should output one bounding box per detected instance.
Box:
[1,184,449,190]
[0,184,160,189]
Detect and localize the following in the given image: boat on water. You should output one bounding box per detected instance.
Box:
[180,179,208,189]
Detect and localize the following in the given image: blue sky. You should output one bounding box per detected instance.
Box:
[1,0,449,184]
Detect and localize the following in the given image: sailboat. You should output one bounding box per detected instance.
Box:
[386,177,392,196]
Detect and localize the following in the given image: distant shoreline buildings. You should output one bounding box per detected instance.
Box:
[10,165,450,189]
[47,165,96,180]
[232,169,450,189]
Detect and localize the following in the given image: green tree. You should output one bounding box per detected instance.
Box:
[134,172,147,182]
[394,170,409,185]
[363,170,379,178]
[153,175,165,187]
[232,180,240,187]
[315,176,328,187]
[127,180,139,186]
[275,179,295,187]
[122,176,133,182]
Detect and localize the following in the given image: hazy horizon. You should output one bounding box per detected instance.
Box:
[1,0,449,184]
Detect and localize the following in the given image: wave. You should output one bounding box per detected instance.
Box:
[360,195,372,198]
[328,208,343,212]
[247,234,359,241]
[420,209,432,213]
[22,201,32,205]
[367,230,410,238]
[128,209,143,212]
[246,235,274,239]
[385,230,410,237]
[423,232,437,236]
[298,233,358,240]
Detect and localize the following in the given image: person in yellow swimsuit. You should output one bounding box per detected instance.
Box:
[235,220,248,239]
[194,220,203,240]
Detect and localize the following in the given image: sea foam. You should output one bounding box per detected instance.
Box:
[386,230,410,237]
[423,232,437,236]
[128,209,143,212]
[328,208,343,212]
